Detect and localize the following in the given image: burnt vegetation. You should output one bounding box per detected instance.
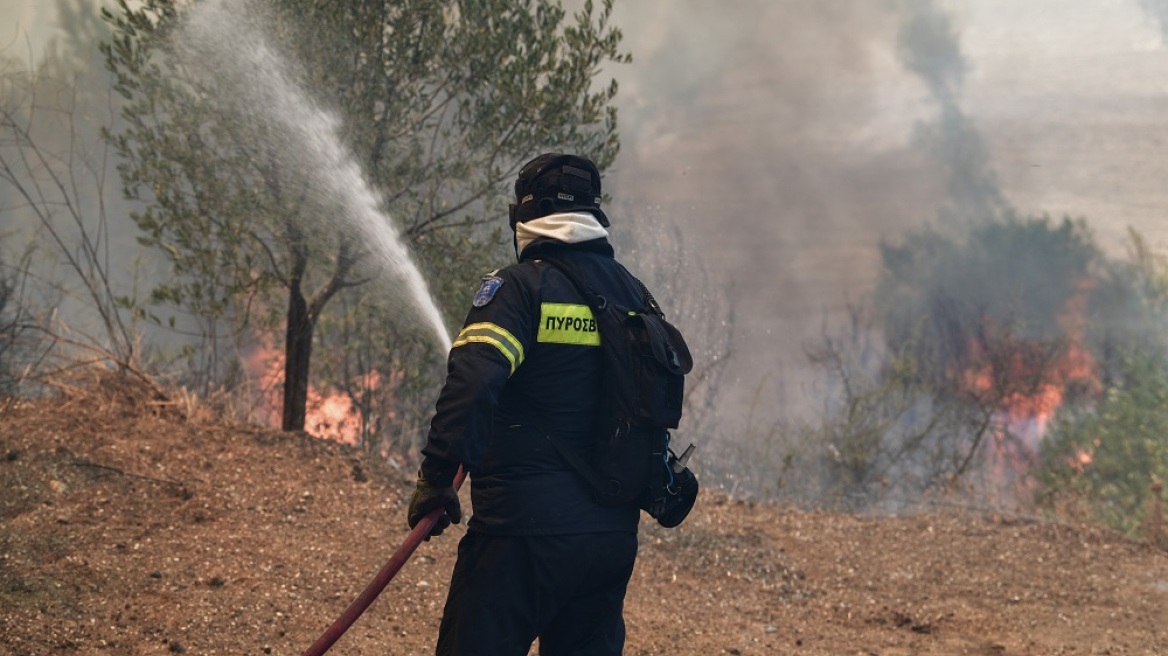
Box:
[761,215,1168,548]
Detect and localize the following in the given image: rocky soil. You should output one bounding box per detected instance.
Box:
[1,381,1165,655]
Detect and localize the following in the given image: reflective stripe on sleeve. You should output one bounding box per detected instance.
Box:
[452,322,525,375]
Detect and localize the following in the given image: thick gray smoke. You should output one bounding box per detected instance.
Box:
[606,0,985,423]
[602,0,1029,499]
[1139,0,1168,36]
[899,0,967,102]
[898,0,1007,228]
[605,0,1168,499]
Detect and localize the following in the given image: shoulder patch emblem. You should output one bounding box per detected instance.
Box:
[473,275,505,307]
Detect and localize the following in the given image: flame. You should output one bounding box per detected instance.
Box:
[956,278,1102,495]
[1069,448,1094,474]
[243,332,384,445]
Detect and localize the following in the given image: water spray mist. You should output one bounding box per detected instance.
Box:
[178,0,451,351]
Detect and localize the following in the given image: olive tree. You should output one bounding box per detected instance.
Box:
[101,0,628,432]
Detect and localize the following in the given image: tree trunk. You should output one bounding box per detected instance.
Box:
[282,279,314,432]
[279,234,355,433]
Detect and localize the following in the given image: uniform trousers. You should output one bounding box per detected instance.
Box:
[435,531,638,656]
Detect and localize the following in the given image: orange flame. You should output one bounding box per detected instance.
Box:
[961,279,1100,426]
[243,333,381,445]
[1069,448,1094,474]
[957,278,1102,495]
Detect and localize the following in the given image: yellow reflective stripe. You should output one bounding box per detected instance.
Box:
[458,322,524,360]
[452,322,525,375]
[538,303,600,346]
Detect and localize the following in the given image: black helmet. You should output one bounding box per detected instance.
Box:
[509,153,609,229]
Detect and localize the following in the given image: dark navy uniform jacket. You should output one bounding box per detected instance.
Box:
[420,237,645,535]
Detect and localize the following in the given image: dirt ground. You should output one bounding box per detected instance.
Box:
[1,381,1165,656]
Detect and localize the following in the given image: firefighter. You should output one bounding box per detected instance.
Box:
[408,153,650,656]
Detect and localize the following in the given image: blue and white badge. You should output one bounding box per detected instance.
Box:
[473,275,505,307]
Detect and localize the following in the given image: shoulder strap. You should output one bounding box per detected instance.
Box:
[537,254,634,503]
[541,255,661,317]
[539,255,604,311]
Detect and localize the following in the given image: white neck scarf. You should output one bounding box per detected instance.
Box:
[515,212,609,256]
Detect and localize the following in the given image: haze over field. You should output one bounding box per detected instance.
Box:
[605,0,1168,416]
[7,0,1168,421]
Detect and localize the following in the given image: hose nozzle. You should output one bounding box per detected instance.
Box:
[671,443,696,473]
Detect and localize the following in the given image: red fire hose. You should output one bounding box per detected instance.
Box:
[302,467,467,656]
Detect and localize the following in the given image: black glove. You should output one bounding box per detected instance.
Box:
[407,471,462,539]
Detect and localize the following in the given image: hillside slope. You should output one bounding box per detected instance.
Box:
[1,382,1165,656]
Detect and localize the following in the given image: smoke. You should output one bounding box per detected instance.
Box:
[603,0,1168,501]
[606,1,987,421]
[898,0,1007,228]
[601,0,1038,499]
[0,0,160,370]
[1138,0,1168,37]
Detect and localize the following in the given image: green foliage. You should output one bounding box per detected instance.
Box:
[100,0,281,388]
[1032,227,1168,545]
[1038,354,1168,545]
[99,0,627,440]
[101,0,627,325]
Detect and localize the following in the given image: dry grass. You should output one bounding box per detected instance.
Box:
[1,376,1166,655]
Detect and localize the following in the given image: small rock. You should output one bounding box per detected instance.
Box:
[150,571,163,579]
